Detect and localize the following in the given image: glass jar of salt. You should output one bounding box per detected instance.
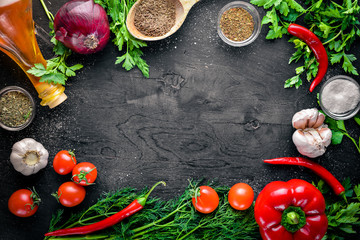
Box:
[319,75,360,120]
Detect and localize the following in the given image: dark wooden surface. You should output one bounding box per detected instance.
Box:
[1,0,360,239]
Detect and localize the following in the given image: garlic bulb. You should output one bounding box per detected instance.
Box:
[292,108,332,158]
[10,138,49,176]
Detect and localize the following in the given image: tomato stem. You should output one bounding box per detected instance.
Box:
[72,167,96,185]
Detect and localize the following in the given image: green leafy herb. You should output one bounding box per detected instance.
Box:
[27,0,83,86]
[45,180,260,240]
[251,0,360,89]
[94,0,149,78]
[314,178,360,239]
[46,179,360,239]
[323,115,360,154]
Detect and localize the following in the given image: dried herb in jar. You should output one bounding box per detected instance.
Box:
[0,91,33,127]
[134,0,176,37]
[220,7,254,42]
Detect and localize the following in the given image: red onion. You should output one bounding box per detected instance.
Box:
[54,0,110,54]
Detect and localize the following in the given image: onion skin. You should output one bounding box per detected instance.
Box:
[54,0,110,54]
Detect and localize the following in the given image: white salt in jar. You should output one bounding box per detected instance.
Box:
[319,75,360,120]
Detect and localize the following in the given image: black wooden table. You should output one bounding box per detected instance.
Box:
[1,0,360,239]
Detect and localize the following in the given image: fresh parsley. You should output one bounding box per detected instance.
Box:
[324,114,360,154]
[251,0,360,89]
[27,0,83,86]
[314,178,360,239]
[94,0,149,78]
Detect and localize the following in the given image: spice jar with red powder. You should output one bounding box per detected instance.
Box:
[217,1,261,47]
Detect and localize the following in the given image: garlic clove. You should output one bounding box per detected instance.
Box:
[21,166,34,176]
[292,108,324,129]
[292,130,326,158]
[306,109,320,128]
[318,127,332,147]
[312,112,325,129]
[10,153,27,173]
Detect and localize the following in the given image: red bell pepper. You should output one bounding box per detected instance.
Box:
[255,179,328,240]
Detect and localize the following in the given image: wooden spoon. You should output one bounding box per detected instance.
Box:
[126,0,200,41]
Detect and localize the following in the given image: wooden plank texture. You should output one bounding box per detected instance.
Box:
[0,0,359,239]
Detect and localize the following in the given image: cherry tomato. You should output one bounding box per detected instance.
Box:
[53,150,77,175]
[56,182,86,207]
[192,186,219,214]
[72,162,98,186]
[8,188,40,217]
[228,183,254,210]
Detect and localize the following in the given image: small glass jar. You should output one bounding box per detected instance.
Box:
[217,1,261,47]
[319,75,360,120]
[0,86,36,131]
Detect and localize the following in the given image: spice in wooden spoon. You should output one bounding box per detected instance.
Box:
[134,0,176,37]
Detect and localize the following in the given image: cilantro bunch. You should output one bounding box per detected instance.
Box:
[27,0,83,86]
[95,0,149,78]
[251,0,360,89]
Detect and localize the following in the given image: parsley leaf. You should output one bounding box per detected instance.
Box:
[323,114,360,153]
[95,0,149,78]
[252,0,360,89]
[27,0,83,86]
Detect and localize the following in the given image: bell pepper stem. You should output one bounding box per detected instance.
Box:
[286,211,300,225]
[281,206,306,233]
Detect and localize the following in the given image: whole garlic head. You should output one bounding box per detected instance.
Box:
[10,138,49,176]
[292,108,332,158]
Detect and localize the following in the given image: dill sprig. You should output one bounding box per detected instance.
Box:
[45,179,360,240]
[45,181,260,240]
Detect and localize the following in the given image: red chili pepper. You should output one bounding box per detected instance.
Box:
[287,23,328,92]
[264,157,345,195]
[44,181,166,237]
[255,179,328,240]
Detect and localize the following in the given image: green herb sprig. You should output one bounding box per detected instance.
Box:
[251,0,360,89]
[45,181,260,240]
[324,114,360,154]
[46,179,360,239]
[27,0,83,86]
[94,0,149,78]
[314,178,360,239]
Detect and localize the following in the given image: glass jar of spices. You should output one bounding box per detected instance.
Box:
[0,86,36,131]
[319,75,360,120]
[217,1,261,47]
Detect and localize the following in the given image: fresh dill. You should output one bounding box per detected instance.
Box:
[45,179,360,239]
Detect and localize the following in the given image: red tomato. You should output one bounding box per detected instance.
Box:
[56,182,86,207]
[53,150,77,175]
[8,189,40,217]
[72,162,98,186]
[192,186,219,214]
[228,183,254,210]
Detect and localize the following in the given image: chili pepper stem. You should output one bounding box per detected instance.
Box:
[137,181,166,207]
